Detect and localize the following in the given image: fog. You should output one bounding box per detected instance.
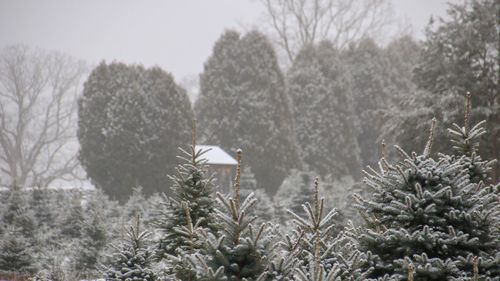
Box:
[0,1,498,280]
[0,0,449,79]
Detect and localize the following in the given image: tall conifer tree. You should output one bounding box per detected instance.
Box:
[195,30,298,194]
[287,41,360,179]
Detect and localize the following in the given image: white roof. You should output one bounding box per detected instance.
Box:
[196,145,237,165]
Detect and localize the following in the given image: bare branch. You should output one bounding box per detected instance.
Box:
[0,45,87,188]
[260,0,393,64]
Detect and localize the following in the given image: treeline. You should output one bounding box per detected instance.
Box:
[1,96,498,280]
[76,0,498,200]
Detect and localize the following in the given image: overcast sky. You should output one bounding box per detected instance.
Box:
[0,0,453,81]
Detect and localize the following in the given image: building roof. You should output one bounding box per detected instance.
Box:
[196,145,237,165]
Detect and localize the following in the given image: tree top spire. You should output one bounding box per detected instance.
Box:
[233,149,242,209]
[423,118,437,157]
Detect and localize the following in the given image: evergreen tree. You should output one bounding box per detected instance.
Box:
[390,0,499,181]
[153,125,218,278]
[122,186,148,222]
[164,201,207,281]
[287,41,361,179]
[286,178,360,280]
[345,38,394,169]
[194,150,271,280]
[78,62,193,201]
[74,192,108,277]
[30,188,57,229]
[0,226,36,275]
[59,191,85,240]
[355,109,500,280]
[274,170,316,223]
[275,170,350,230]
[378,35,424,164]
[1,186,36,240]
[195,30,299,194]
[102,217,156,281]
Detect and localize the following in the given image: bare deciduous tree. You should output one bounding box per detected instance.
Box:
[0,45,86,188]
[260,0,393,63]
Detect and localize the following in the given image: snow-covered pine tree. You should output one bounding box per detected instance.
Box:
[59,190,85,240]
[289,178,360,280]
[102,216,156,281]
[30,188,57,229]
[355,106,499,280]
[165,201,206,281]
[448,93,496,185]
[262,224,302,281]
[122,187,148,222]
[445,93,500,278]
[194,149,271,280]
[275,170,316,223]
[390,0,499,181]
[1,185,36,239]
[73,192,108,278]
[154,122,217,264]
[0,225,36,276]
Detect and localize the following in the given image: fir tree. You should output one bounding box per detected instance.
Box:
[355,105,500,280]
[195,149,271,280]
[287,178,359,280]
[1,185,36,240]
[165,201,206,281]
[448,93,495,184]
[0,226,36,275]
[102,216,156,281]
[274,170,316,222]
[59,190,85,240]
[31,187,57,229]
[74,192,108,277]
[154,123,218,262]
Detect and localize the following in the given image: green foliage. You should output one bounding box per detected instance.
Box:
[0,226,36,275]
[345,38,396,169]
[58,191,85,240]
[287,41,361,179]
[195,30,299,194]
[274,170,316,222]
[355,117,500,280]
[2,187,36,239]
[102,217,156,281]
[154,145,217,261]
[288,178,360,280]
[192,151,271,280]
[391,0,500,181]
[30,188,57,229]
[78,61,193,201]
[197,191,270,280]
[73,193,109,276]
[121,187,150,225]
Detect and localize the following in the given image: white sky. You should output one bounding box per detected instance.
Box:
[0,0,453,81]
